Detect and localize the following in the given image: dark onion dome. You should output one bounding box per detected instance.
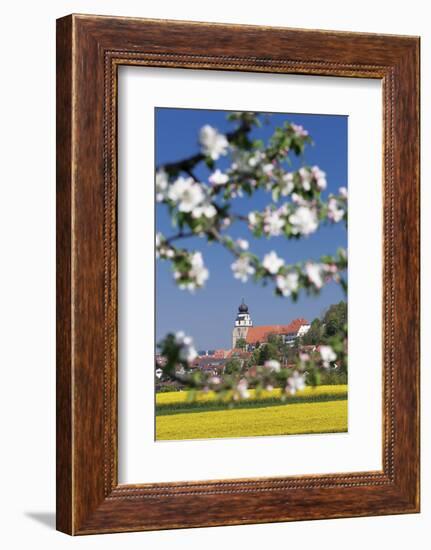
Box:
[238,299,249,313]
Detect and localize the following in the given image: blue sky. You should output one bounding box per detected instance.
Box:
[155,108,347,350]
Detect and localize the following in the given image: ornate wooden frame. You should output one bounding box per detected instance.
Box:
[56,14,420,535]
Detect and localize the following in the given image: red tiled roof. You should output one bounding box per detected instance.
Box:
[212,349,228,358]
[226,349,252,359]
[245,318,309,344]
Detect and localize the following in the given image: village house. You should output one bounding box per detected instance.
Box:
[231,300,310,350]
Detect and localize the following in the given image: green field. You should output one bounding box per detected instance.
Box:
[156,385,348,440]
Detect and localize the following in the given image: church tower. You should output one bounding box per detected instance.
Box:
[232,299,253,349]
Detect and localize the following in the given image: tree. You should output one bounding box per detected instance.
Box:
[301,319,323,345]
[236,338,247,350]
[322,301,347,340]
[156,112,347,400]
[224,358,242,375]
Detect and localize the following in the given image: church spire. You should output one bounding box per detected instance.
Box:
[232,299,253,348]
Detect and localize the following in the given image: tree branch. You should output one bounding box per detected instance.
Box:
[158,120,252,176]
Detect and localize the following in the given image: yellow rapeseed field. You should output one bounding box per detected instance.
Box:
[156,384,347,406]
[155,386,348,440]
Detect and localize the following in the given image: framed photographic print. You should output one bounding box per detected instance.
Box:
[56,14,420,535]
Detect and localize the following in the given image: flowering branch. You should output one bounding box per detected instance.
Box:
[156,112,347,295]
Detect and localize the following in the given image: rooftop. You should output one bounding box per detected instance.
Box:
[245,318,309,344]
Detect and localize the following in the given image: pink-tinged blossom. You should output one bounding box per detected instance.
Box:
[323,263,338,275]
[291,192,302,204]
[311,166,327,190]
[199,125,229,160]
[286,371,306,395]
[231,255,256,283]
[291,123,309,138]
[263,251,284,274]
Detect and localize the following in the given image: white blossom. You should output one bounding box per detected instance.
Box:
[175,331,186,345]
[236,378,250,399]
[264,359,281,372]
[199,125,229,160]
[311,166,327,190]
[191,202,217,219]
[280,172,295,196]
[156,233,175,260]
[248,150,265,167]
[289,206,318,235]
[286,371,306,395]
[189,252,209,287]
[264,210,285,236]
[320,345,337,368]
[179,343,198,363]
[209,169,229,186]
[262,163,274,175]
[339,186,348,199]
[305,262,324,289]
[155,232,162,258]
[299,167,312,191]
[155,368,163,379]
[263,251,284,274]
[168,177,205,213]
[175,331,198,363]
[248,211,259,228]
[276,272,299,296]
[156,169,169,202]
[231,149,250,172]
[231,255,255,283]
[236,238,249,250]
[327,197,345,223]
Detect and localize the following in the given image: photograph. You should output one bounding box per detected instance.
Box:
[155,108,348,441]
